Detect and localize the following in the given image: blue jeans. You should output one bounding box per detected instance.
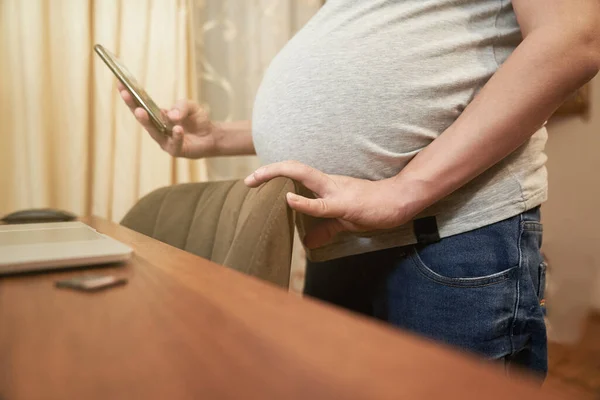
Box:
[304,207,548,376]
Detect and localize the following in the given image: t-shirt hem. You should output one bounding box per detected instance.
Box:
[305,186,548,262]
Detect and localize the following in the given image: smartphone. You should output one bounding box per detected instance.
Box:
[94,44,173,136]
[55,275,128,292]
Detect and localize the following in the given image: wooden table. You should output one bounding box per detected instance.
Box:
[0,217,583,399]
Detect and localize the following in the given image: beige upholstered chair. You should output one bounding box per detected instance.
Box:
[121,177,295,288]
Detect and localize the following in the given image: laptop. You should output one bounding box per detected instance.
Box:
[0,221,133,274]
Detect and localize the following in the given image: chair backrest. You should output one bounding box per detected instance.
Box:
[120,177,295,288]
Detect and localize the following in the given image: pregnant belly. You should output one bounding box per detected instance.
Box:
[252,34,489,180]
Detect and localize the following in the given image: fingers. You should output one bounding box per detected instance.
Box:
[116,81,136,109]
[285,192,341,218]
[303,219,346,249]
[133,107,153,126]
[164,125,185,156]
[244,161,331,196]
[120,89,137,110]
[168,99,199,123]
[117,84,172,150]
[133,108,167,146]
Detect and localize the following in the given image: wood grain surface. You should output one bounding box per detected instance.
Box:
[0,217,584,399]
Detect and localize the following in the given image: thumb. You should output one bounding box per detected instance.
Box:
[168,99,195,122]
[166,126,185,156]
[304,219,347,250]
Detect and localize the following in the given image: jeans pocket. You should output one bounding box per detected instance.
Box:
[408,214,522,288]
[409,247,518,288]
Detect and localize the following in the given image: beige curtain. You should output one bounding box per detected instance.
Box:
[0,0,321,222]
[0,0,202,222]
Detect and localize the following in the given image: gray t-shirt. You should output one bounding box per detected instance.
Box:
[252,0,548,261]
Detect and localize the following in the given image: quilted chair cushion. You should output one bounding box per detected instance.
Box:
[120,177,295,288]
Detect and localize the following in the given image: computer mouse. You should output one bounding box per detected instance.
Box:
[1,208,77,224]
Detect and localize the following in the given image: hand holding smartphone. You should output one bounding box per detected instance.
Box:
[94,44,173,137]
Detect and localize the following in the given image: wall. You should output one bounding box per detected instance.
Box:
[542,75,600,339]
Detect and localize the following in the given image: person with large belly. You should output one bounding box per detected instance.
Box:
[119,0,600,376]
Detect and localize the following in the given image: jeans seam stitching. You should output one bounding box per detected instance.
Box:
[509,214,524,357]
[408,247,515,288]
